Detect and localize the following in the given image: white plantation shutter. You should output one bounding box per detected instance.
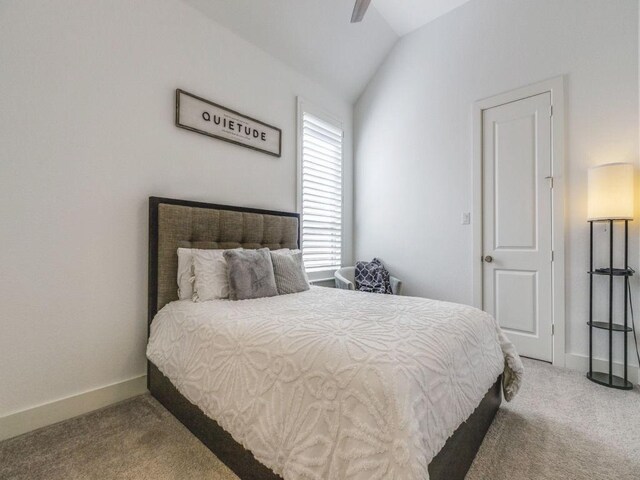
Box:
[301,111,343,273]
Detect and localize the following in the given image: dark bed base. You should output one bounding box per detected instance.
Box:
[149,362,501,480]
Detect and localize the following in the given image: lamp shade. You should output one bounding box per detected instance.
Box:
[587,163,634,220]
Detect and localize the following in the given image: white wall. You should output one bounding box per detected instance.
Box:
[355,0,639,366]
[0,0,353,418]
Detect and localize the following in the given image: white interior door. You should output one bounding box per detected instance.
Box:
[482,92,553,362]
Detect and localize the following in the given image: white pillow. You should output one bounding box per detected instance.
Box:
[192,248,241,301]
[177,248,196,300]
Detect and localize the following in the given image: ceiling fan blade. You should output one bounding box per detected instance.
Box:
[350,0,371,23]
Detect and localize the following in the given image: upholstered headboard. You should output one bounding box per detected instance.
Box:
[148,197,300,329]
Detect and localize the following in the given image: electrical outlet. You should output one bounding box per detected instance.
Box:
[461,212,471,225]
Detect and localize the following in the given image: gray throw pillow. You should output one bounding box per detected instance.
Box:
[270,251,310,295]
[223,248,278,300]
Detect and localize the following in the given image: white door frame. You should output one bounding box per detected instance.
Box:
[472,76,566,366]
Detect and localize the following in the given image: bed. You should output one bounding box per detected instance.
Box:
[146,196,522,480]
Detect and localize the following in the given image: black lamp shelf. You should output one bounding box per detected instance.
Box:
[587,371,633,390]
[588,268,634,276]
[586,321,633,333]
[587,219,634,391]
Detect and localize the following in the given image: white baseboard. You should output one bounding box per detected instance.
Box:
[564,353,639,385]
[0,375,147,442]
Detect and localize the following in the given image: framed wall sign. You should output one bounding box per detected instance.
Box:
[175,89,282,157]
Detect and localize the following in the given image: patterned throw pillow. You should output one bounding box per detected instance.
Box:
[355,258,392,294]
[270,251,310,295]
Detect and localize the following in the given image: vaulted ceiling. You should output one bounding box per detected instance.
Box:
[182,0,474,102]
[182,0,398,102]
[375,0,474,36]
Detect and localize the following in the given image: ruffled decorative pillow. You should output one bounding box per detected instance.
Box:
[191,248,242,301]
[177,248,196,300]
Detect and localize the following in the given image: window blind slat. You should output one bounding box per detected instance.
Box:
[305,258,342,263]
[303,230,341,235]
[303,137,342,153]
[303,170,341,184]
[305,261,342,267]
[303,142,342,157]
[302,187,342,202]
[303,168,342,183]
[303,195,342,208]
[303,126,342,144]
[303,207,342,217]
[303,219,342,227]
[303,222,342,229]
[302,149,342,167]
[303,114,342,136]
[303,162,342,178]
[303,157,342,174]
[303,117,343,136]
[302,234,342,239]
[302,178,341,189]
[303,208,342,217]
[306,266,341,273]
[303,170,341,183]
[303,155,342,170]
[302,176,342,191]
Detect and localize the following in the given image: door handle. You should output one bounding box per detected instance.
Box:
[484,255,493,263]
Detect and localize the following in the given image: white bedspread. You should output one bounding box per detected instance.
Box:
[147,287,522,480]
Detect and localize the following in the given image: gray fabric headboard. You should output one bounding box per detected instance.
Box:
[148,197,299,329]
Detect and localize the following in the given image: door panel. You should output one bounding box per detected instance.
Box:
[494,269,537,334]
[482,92,553,362]
[494,115,537,249]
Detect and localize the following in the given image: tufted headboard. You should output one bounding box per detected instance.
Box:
[148,197,299,330]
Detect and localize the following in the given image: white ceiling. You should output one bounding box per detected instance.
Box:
[374,0,474,36]
[182,0,398,102]
[181,0,474,101]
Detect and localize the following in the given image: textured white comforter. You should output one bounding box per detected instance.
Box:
[147,287,522,480]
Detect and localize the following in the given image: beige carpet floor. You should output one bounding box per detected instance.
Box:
[1,359,639,480]
[467,358,640,480]
[0,393,237,480]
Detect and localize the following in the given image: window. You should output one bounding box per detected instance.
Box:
[298,102,344,275]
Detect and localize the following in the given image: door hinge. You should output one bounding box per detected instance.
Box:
[545,176,553,188]
[552,324,555,335]
[551,250,554,262]
[549,105,553,117]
